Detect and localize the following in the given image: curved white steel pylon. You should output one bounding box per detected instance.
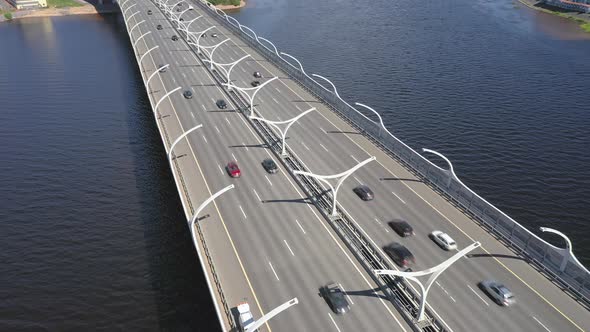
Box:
[122,2,136,16]
[251,107,316,156]
[154,86,181,114]
[134,31,151,47]
[294,156,376,216]
[258,37,281,58]
[147,64,169,89]
[129,19,145,35]
[203,54,250,89]
[280,52,307,76]
[208,38,231,69]
[540,227,590,273]
[168,124,203,160]
[245,297,299,332]
[186,184,234,332]
[195,26,216,54]
[125,11,140,25]
[240,24,259,42]
[375,242,481,322]
[227,77,279,115]
[181,15,203,33]
[175,6,192,22]
[421,148,458,187]
[139,45,159,66]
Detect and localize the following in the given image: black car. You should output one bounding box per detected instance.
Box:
[183,90,193,99]
[251,80,260,87]
[383,242,415,268]
[179,17,184,22]
[388,220,414,237]
[200,33,207,38]
[176,7,180,12]
[216,99,227,109]
[253,71,262,78]
[353,185,374,201]
[156,24,163,30]
[158,64,167,73]
[262,159,278,174]
[171,35,178,41]
[320,283,350,315]
[147,9,152,15]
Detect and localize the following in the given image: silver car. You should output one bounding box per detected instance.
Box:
[480,280,515,306]
[430,231,457,250]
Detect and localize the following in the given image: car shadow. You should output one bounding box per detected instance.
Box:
[261,196,315,205]
[228,143,269,150]
[326,130,361,135]
[341,287,390,301]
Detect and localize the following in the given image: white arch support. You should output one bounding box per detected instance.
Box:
[125,11,140,25]
[168,124,203,160]
[139,45,159,67]
[355,102,390,137]
[246,298,299,332]
[280,52,307,76]
[240,24,259,42]
[134,31,151,47]
[250,107,316,156]
[227,76,279,115]
[147,64,169,88]
[120,0,132,10]
[540,227,590,273]
[186,184,235,332]
[195,26,216,54]
[258,37,280,57]
[202,54,250,89]
[421,148,457,187]
[182,15,203,33]
[129,19,145,35]
[122,2,136,16]
[175,6,193,22]
[154,86,181,113]
[294,156,376,216]
[208,38,231,70]
[375,242,481,322]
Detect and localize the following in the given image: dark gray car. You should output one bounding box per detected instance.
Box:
[353,185,374,201]
[388,220,414,237]
[383,242,415,268]
[262,159,278,174]
[216,99,227,109]
[320,282,350,315]
[183,90,193,99]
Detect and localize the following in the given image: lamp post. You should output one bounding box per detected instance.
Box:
[122,2,136,16]
[186,184,234,332]
[203,54,250,90]
[294,156,376,216]
[421,148,457,187]
[176,5,193,22]
[154,86,181,114]
[539,227,590,274]
[134,31,151,47]
[195,26,216,54]
[129,19,145,35]
[147,64,169,88]
[139,45,159,67]
[375,242,481,322]
[227,77,279,116]
[125,11,140,25]
[245,297,299,332]
[181,15,203,33]
[208,38,231,70]
[250,107,316,156]
[168,124,203,160]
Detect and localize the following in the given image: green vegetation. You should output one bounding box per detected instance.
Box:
[582,23,590,33]
[47,0,83,8]
[207,0,240,6]
[3,12,12,20]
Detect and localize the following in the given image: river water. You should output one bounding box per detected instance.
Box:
[0,0,588,330]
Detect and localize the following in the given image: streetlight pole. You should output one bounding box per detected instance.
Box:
[139,45,159,67]
[203,54,250,90]
[227,77,279,116]
[129,19,145,35]
[186,184,235,332]
[375,242,481,322]
[195,26,216,54]
[125,11,140,25]
[122,2,136,16]
[181,15,203,33]
[245,297,299,332]
[134,31,151,47]
[147,64,169,88]
[168,124,203,161]
[294,156,376,216]
[154,86,181,114]
[250,107,316,156]
[421,148,457,187]
[539,227,590,273]
[208,38,231,70]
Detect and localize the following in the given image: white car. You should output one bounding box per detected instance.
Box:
[237,302,257,331]
[430,231,457,250]
[480,280,515,306]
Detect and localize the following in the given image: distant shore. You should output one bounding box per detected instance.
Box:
[517,0,590,32]
[0,0,244,23]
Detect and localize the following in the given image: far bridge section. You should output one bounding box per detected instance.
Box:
[117,0,590,331]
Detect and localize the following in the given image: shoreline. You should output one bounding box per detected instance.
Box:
[517,0,590,31]
[0,0,245,23]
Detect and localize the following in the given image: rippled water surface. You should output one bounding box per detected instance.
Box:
[1,0,589,329]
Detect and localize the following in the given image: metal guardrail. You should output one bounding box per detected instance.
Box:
[196,0,590,307]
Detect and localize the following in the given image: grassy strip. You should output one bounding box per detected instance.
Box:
[207,0,240,6]
[47,0,83,8]
[582,22,590,32]
[4,12,13,20]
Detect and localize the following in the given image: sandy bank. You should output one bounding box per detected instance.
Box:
[214,0,245,11]
[1,3,117,22]
[517,0,590,29]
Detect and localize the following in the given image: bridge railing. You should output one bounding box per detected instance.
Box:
[196,0,590,305]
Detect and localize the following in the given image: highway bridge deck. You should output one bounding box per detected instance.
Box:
[119,0,590,331]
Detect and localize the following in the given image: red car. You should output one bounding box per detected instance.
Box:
[227,161,241,178]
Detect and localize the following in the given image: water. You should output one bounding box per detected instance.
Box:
[0,15,218,331]
[0,0,589,329]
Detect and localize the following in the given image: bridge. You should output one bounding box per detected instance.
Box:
[116,0,590,330]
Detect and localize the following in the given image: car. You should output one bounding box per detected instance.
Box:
[183,90,193,99]
[179,17,184,22]
[188,6,193,10]
[216,99,227,109]
[383,242,415,268]
[176,7,180,11]
[156,24,163,30]
[388,220,414,237]
[253,71,262,78]
[211,33,218,38]
[353,185,374,201]
[251,80,260,87]
[227,161,241,178]
[320,282,350,315]
[201,33,207,38]
[147,9,152,15]
[158,64,167,73]
[479,280,515,306]
[237,302,256,332]
[262,158,278,174]
[171,35,178,41]
[430,231,457,250]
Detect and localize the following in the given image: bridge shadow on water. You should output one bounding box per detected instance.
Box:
[116,14,221,331]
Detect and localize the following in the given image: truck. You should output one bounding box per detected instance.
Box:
[237,302,257,332]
